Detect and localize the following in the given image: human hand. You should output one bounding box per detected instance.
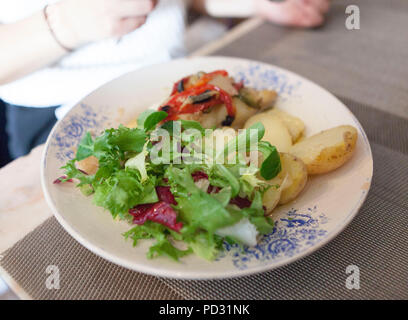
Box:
[255,0,330,28]
[48,0,157,49]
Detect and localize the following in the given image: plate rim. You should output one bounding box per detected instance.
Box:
[41,56,373,279]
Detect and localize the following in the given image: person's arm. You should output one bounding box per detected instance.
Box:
[191,0,330,27]
[0,0,156,85]
[0,11,66,85]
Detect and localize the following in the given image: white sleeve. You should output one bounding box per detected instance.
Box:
[205,0,256,18]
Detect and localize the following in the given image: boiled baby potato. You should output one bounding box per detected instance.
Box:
[266,109,305,142]
[244,113,292,153]
[289,125,358,175]
[278,153,308,205]
[262,174,284,214]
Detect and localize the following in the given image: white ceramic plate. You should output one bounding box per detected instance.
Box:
[41,57,373,279]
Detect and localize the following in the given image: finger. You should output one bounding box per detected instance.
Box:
[114,16,147,36]
[297,1,324,27]
[114,0,155,18]
[301,0,330,14]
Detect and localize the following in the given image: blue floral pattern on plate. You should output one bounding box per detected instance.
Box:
[232,62,302,99]
[216,206,328,270]
[51,103,108,162]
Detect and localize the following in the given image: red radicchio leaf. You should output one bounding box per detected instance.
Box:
[191,171,208,182]
[229,196,252,209]
[129,201,183,232]
[156,186,177,205]
[53,175,73,184]
[229,196,267,214]
[207,185,221,194]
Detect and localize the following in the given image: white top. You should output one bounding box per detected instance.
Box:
[205,0,254,17]
[0,0,186,118]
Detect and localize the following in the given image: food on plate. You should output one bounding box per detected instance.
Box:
[58,110,282,261]
[278,153,308,205]
[244,113,292,153]
[261,174,284,213]
[266,109,305,142]
[289,125,358,175]
[56,70,358,261]
[157,70,277,129]
[76,156,99,175]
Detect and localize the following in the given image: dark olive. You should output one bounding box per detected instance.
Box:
[177,80,184,93]
[221,115,235,126]
[190,90,214,104]
[161,105,171,112]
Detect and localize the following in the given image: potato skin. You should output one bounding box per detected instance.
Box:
[289,125,358,175]
[278,153,308,205]
[262,175,283,214]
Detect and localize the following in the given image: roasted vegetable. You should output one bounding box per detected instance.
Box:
[239,87,277,110]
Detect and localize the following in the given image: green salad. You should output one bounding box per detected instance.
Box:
[57,110,281,261]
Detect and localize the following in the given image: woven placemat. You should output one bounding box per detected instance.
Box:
[1,98,407,299]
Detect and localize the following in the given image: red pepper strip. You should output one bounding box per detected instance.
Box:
[210,84,235,116]
[170,70,229,96]
[129,202,183,232]
[161,83,236,122]
[171,77,188,95]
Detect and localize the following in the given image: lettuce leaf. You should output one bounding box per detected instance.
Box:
[137,110,168,132]
[124,222,191,261]
[165,167,243,233]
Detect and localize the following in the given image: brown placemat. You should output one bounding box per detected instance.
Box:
[1,99,408,300]
[0,215,183,300]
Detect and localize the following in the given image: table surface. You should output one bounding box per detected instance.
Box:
[1,0,408,299]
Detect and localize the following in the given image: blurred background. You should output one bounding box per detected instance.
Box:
[0,0,331,168]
